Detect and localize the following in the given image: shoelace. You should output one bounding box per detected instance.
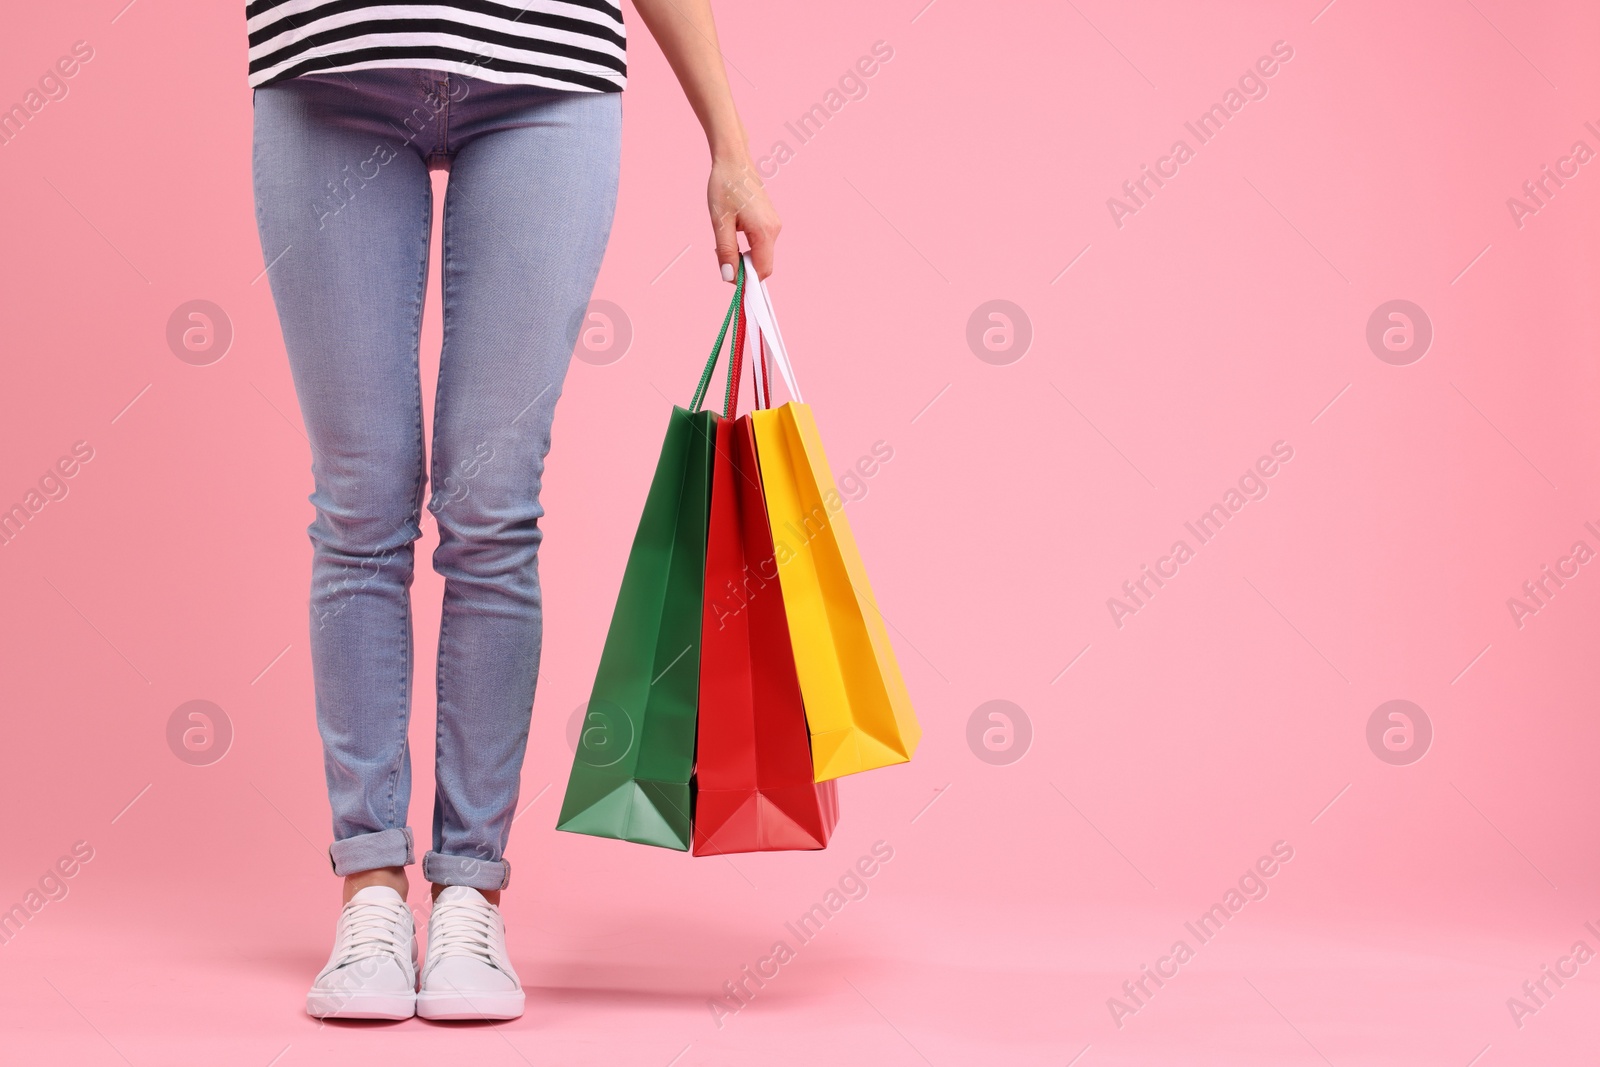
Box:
[332,899,411,969]
[427,898,506,973]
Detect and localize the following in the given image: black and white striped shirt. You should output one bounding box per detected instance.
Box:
[246,1,627,93]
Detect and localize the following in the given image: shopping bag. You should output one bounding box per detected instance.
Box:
[693,316,839,854]
[555,270,746,850]
[740,254,921,781]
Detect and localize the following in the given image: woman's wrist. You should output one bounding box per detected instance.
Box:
[706,117,749,163]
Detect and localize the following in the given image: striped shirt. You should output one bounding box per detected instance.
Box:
[246,1,626,93]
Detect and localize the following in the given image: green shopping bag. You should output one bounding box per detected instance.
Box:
[556,267,748,850]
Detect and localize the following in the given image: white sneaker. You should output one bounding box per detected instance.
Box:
[306,886,418,1020]
[417,886,525,1020]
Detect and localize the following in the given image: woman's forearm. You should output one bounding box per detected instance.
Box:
[631,0,782,278]
[630,0,747,160]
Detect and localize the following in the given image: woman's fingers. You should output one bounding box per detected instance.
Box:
[742,213,780,279]
[712,206,740,282]
[709,159,780,281]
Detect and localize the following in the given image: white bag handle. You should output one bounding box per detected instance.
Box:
[740,252,802,406]
[746,318,768,411]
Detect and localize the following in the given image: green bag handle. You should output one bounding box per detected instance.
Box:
[689,256,746,417]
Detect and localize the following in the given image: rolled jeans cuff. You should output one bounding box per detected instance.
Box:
[423,850,510,891]
[328,827,415,876]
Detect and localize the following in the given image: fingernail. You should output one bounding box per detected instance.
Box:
[721,263,735,283]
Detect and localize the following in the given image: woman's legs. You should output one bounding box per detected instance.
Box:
[423,77,621,894]
[252,68,621,904]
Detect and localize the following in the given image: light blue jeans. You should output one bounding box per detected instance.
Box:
[251,68,621,890]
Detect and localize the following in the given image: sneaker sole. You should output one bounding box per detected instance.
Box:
[306,990,417,1020]
[416,988,525,1021]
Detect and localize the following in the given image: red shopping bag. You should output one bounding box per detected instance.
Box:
[692,307,838,855]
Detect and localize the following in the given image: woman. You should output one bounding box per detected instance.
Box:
[247,0,779,1021]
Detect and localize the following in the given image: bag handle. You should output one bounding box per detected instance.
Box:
[723,289,748,418]
[747,312,774,411]
[689,257,747,416]
[739,252,802,405]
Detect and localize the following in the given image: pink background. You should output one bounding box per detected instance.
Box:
[2,1,1598,1063]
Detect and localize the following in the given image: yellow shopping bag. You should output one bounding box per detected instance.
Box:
[739,255,921,781]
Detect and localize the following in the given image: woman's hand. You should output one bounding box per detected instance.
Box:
[630,0,781,281]
[709,154,781,282]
